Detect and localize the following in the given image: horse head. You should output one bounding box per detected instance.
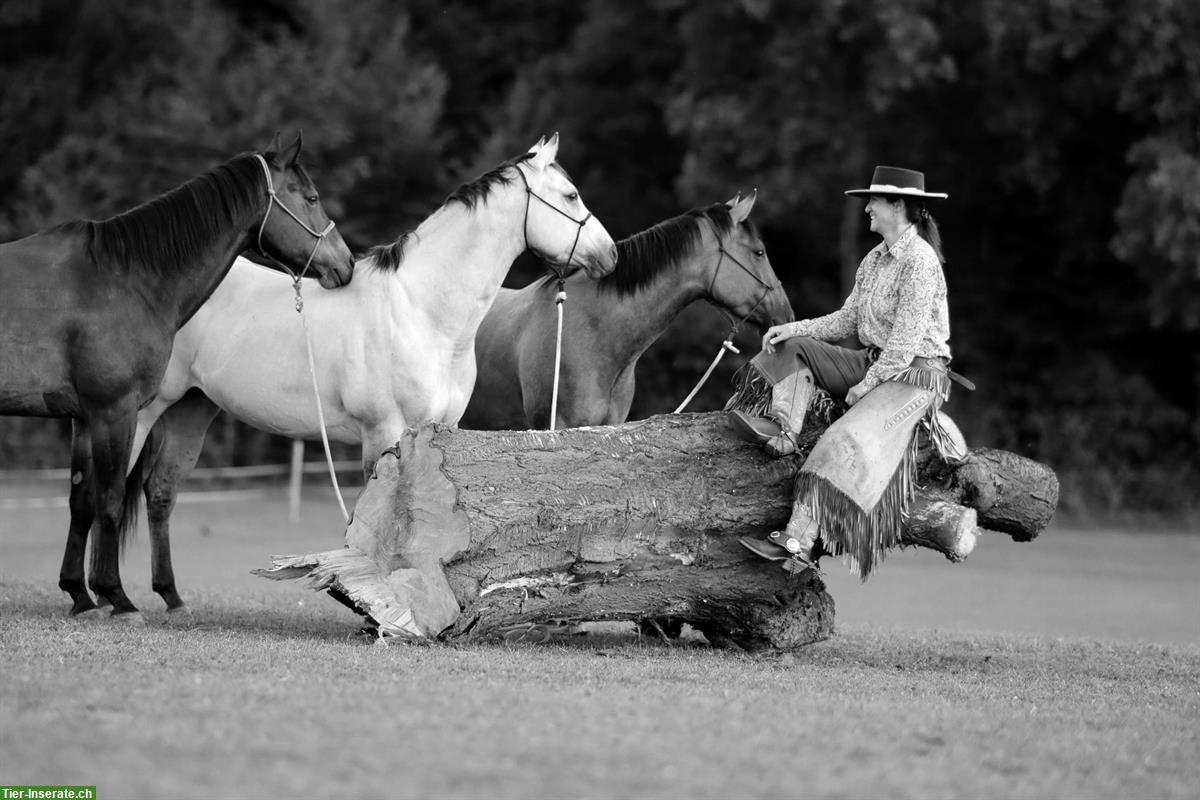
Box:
[256,132,355,289]
[517,133,618,280]
[710,189,794,333]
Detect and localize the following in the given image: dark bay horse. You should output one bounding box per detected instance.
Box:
[1,132,354,616]
[62,134,619,611]
[459,190,794,429]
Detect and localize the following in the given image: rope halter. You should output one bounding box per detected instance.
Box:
[513,164,592,284]
[673,232,784,414]
[253,154,337,296]
[707,240,780,339]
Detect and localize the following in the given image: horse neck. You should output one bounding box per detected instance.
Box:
[149,203,264,329]
[584,233,715,362]
[392,189,528,334]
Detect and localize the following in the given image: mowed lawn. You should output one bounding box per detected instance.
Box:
[1,487,1198,800]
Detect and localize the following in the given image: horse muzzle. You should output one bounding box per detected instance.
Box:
[327,257,356,289]
[577,241,618,279]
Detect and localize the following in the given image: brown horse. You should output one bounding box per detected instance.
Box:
[0,132,354,617]
[460,191,794,429]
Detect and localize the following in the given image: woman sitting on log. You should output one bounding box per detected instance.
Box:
[728,165,971,579]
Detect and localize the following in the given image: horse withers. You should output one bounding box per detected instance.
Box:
[461,190,794,430]
[67,134,617,612]
[0,132,354,617]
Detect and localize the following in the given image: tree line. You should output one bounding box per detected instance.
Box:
[0,0,1196,518]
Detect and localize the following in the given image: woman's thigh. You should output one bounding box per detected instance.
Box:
[755,337,869,400]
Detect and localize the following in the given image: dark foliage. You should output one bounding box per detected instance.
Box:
[1,0,1196,517]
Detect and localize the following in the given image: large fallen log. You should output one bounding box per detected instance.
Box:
[257,411,1058,651]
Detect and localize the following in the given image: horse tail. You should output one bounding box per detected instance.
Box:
[117,428,159,554]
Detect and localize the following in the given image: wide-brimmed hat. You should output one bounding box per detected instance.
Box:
[844,166,948,200]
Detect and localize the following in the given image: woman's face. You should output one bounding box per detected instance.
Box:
[865,195,906,236]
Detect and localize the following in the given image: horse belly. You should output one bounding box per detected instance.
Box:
[210,382,362,444]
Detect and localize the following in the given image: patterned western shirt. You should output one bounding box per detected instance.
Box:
[785,224,951,394]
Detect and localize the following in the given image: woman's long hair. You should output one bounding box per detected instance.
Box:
[901,198,946,265]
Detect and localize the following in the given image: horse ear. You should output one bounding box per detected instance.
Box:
[527,135,547,154]
[729,188,757,224]
[269,131,282,156]
[531,132,559,170]
[278,131,303,166]
[725,191,743,207]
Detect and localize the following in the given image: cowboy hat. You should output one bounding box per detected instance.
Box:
[845,166,948,200]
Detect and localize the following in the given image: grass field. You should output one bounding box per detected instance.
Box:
[2,486,1198,799]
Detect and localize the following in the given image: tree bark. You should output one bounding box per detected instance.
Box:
[258,411,1058,651]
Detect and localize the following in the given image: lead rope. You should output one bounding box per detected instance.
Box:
[674,333,741,413]
[294,280,350,523]
[549,275,567,430]
[512,165,588,433]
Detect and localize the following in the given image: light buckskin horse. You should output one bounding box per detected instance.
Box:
[0,132,355,617]
[66,134,617,611]
[459,190,794,430]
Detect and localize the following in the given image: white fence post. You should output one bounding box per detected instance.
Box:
[289,440,304,522]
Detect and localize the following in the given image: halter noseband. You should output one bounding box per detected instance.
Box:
[513,164,592,283]
[253,154,336,283]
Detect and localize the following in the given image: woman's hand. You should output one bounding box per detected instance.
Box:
[762,321,802,353]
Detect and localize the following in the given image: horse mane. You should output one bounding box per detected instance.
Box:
[444,151,538,211]
[364,151,546,272]
[57,154,267,278]
[597,202,760,297]
[363,231,416,272]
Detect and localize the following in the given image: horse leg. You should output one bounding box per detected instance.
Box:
[146,391,220,611]
[359,424,401,482]
[86,405,141,616]
[59,420,99,615]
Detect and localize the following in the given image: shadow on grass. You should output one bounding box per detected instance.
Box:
[0,578,356,644]
[6,576,1194,683]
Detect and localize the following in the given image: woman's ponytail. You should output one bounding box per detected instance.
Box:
[904,200,945,265]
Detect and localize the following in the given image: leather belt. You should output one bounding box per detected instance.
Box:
[869,347,977,392]
[911,355,976,391]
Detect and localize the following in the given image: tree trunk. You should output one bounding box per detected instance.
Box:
[257,411,1058,651]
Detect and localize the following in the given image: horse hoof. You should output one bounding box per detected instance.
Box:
[68,599,99,616]
[161,595,186,612]
[110,610,147,626]
[165,603,190,615]
[72,607,108,623]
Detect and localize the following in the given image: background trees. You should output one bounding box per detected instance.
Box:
[0,0,1195,517]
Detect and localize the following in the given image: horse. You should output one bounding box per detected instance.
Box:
[67,133,616,611]
[458,190,794,430]
[0,132,355,617]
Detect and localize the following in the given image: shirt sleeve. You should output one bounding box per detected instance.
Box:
[859,250,940,392]
[786,265,862,342]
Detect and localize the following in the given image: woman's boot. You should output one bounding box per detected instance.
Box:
[728,367,815,457]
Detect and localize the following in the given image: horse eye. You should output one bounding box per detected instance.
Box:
[566,192,579,202]
[305,194,318,204]
[754,249,765,257]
